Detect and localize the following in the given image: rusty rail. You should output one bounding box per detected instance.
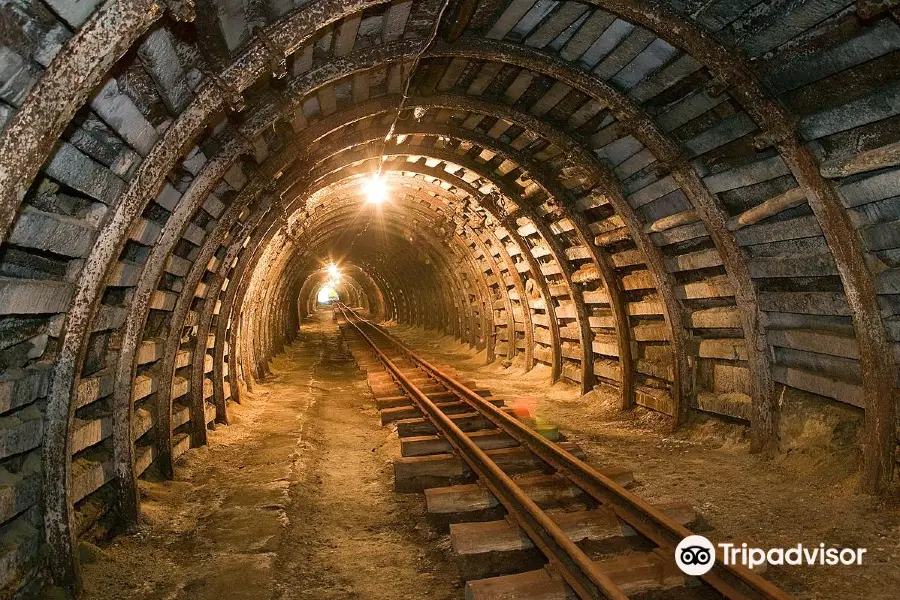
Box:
[338,304,629,599]
[337,304,793,600]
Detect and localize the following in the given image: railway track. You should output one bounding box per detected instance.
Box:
[336,304,793,600]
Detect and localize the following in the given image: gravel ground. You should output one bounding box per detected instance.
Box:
[389,324,900,600]
[77,314,900,600]
[80,312,460,600]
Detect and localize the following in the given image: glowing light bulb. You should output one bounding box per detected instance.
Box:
[327,263,340,278]
[364,175,387,204]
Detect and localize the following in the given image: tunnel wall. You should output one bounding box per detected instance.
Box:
[0,0,898,594]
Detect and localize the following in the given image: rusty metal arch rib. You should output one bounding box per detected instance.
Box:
[40,0,395,584]
[477,0,896,488]
[219,214,470,396]
[417,37,771,446]
[0,0,166,243]
[213,195,492,376]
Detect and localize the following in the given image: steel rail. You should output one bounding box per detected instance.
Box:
[339,305,793,600]
[337,304,628,600]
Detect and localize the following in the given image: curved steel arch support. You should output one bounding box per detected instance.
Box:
[211,200,483,399]
[0,0,165,243]
[269,90,681,404]
[422,37,769,446]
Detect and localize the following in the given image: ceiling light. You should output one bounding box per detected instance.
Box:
[327,262,340,279]
[364,175,387,204]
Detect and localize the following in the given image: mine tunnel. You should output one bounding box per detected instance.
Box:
[0,0,899,598]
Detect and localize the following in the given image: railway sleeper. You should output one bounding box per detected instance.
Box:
[393,442,585,493]
[367,370,426,383]
[368,370,477,388]
[371,382,450,398]
[359,353,413,365]
[349,354,381,367]
[422,471,636,528]
[367,371,446,385]
[381,398,505,425]
[401,427,561,457]
[375,388,493,410]
[368,378,432,394]
[395,410,521,437]
[423,472,634,516]
[370,376,481,391]
[450,504,699,581]
[464,550,686,600]
[403,429,510,457]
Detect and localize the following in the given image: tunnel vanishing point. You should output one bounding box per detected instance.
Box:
[0,0,899,596]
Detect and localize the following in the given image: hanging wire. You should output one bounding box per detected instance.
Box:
[334,1,453,262]
[315,0,454,269]
[334,207,374,263]
[376,0,453,177]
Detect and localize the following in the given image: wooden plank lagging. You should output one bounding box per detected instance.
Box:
[465,225,513,361]
[588,0,897,490]
[401,163,537,367]
[520,205,596,393]
[426,38,767,445]
[296,149,565,379]
[558,203,635,407]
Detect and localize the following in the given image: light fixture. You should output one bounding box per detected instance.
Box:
[323,262,341,287]
[327,263,341,279]
[363,175,387,204]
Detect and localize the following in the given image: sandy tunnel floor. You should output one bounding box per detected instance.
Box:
[79,312,900,600]
[81,311,460,600]
[387,324,900,600]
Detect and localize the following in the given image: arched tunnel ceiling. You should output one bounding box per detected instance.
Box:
[0,0,898,593]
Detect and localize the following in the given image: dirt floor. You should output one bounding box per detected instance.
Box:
[80,311,460,600]
[78,312,900,600]
[388,324,900,600]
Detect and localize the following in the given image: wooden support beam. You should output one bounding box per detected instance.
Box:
[819,141,900,178]
[726,187,808,231]
[589,0,897,493]
[425,37,770,446]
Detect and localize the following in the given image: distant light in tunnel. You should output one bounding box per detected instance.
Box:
[317,285,338,304]
[364,175,387,204]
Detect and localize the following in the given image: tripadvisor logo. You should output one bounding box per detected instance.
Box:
[676,535,716,575]
[674,535,868,576]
